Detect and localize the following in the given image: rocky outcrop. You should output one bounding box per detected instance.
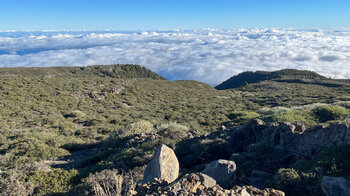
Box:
[229,119,350,158]
[290,123,350,157]
[321,176,350,196]
[130,173,284,196]
[143,144,179,183]
[202,159,237,189]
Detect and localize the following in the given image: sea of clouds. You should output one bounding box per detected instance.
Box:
[0,28,350,85]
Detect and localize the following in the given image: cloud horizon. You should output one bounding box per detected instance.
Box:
[0,28,350,86]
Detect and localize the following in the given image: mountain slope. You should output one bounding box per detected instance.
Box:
[1,66,350,195]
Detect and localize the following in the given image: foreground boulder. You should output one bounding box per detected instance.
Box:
[143,144,179,183]
[321,176,350,196]
[202,159,237,189]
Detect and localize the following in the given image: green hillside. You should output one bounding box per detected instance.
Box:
[1,65,350,196]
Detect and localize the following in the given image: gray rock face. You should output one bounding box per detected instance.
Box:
[202,159,236,189]
[143,144,179,183]
[290,123,350,157]
[321,176,350,196]
[229,119,350,158]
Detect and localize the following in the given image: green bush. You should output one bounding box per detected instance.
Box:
[104,120,154,147]
[316,145,350,178]
[271,168,321,196]
[156,122,189,139]
[228,111,260,125]
[274,168,300,188]
[25,168,79,196]
[313,105,349,123]
[263,109,316,127]
[124,120,154,135]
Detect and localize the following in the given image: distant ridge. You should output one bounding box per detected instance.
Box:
[0,64,165,80]
[215,69,327,90]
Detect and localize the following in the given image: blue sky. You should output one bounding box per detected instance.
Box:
[0,0,349,30]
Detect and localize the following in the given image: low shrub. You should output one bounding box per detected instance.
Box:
[69,110,87,119]
[312,105,349,123]
[273,168,301,189]
[316,145,350,178]
[270,168,321,196]
[104,120,154,147]
[335,101,350,109]
[24,168,79,196]
[0,172,35,196]
[123,120,154,135]
[227,111,260,125]
[156,122,189,139]
[263,110,316,127]
[72,169,123,196]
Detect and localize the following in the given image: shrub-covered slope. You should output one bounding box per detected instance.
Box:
[1,65,350,195]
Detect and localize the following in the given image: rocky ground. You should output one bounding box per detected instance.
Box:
[120,119,350,196]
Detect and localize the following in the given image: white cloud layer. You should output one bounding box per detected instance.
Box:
[1,28,350,85]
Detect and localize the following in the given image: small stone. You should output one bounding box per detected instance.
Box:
[199,173,217,188]
[240,189,250,196]
[202,159,236,189]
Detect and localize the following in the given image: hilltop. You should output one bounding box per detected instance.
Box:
[0,64,165,80]
[215,69,350,90]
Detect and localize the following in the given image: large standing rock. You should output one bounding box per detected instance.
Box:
[202,159,236,189]
[143,144,179,183]
[321,176,350,196]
